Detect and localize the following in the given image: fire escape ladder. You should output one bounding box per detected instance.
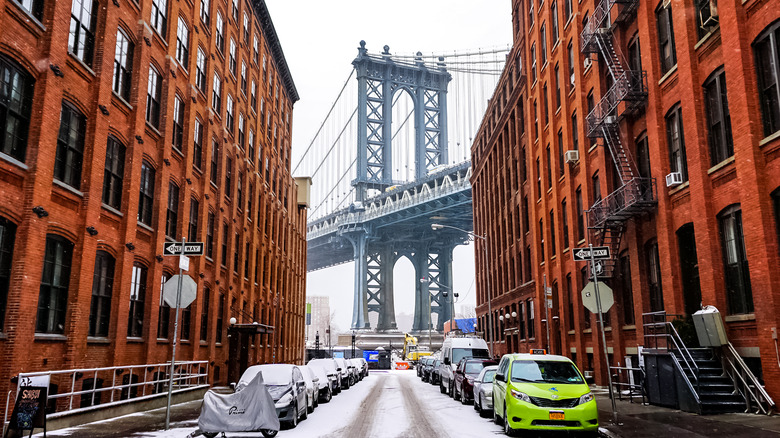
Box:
[603,123,636,185]
[589,223,624,279]
[595,31,626,82]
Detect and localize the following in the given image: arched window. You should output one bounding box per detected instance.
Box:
[138,160,155,226]
[89,250,115,337]
[102,136,125,210]
[113,28,134,101]
[55,101,86,189]
[166,181,180,238]
[0,56,35,162]
[718,205,753,315]
[645,240,664,312]
[0,217,17,331]
[36,235,74,334]
[703,68,734,165]
[127,263,146,337]
[753,21,780,137]
[665,103,688,182]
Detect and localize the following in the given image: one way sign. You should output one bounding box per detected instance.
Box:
[163,242,205,256]
[572,246,610,261]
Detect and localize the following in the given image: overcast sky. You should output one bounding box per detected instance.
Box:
[265,1,513,333]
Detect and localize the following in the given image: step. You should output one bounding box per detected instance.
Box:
[701,400,746,414]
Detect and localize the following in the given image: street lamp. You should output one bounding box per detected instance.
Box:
[432,223,494,357]
[420,278,434,351]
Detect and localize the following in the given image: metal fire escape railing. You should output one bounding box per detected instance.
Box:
[582,0,653,278]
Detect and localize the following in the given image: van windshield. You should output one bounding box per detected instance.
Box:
[452,348,490,364]
[510,360,584,384]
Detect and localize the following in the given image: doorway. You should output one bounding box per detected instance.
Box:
[676,223,702,315]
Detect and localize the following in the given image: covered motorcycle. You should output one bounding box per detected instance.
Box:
[194,371,280,438]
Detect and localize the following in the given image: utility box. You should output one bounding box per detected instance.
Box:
[692,306,728,347]
[294,176,312,208]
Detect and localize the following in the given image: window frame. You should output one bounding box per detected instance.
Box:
[150,0,168,37]
[36,235,74,334]
[54,102,86,190]
[102,136,125,210]
[166,181,180,239]
[753,23,780,137]
[138,160,155,226]
[665,104,688,182]
[127,263,146,338]
[0,56,35,163]
[88,251,115,338]
[656,2,677,74]
[703,68,734,165]
[146,66,162,128]
[718,205,753,315]
[175,16,189,69]
[69,0,98,67]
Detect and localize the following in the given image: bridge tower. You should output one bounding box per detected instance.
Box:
[347,42,455,331]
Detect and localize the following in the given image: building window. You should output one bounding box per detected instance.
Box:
[527,299,535,339]
[528,0,534,29]
[221,223,228,267]
[172,96,184,152]
[193,118,203,169]
[229,39,237,76]
[237,174,243,209]
[226,95,234,133]
[646,240,664,312]
[127,264,146,337]
[36,235,74,334]
[188,198,199,242]
[181,304,191,340]
[146,66,162,128]
[592,172,601,204]
[561,199,569,249]
[17,0,43,20]
[522,196,530,232]
[0,217,16,331]
[635,133,651,179]
[233,232,239,274]
[247,181,254,217]
[54,102,86,189]
[536,158,542,199]
[225,155,233,198]
[696,0,718,39]
[754,23,780,137]
[718,205,753,314]
[703,68,734,165]
[200,0,209,25]
[206,211,215,258]
[539,218,545,260]
[540,24,547,66]
[557,130,564,177]
[251,81,257,111]
[549,210,557,257]
[166,182,179,239]
[138,161,155,226]
[244,242,250,279]
[666,104,688,182]
[231,0,238,21]
[200,287,210,341]
[196,47,207,92]
[215,11,224,53]
[210,138,219,185]
[150,0,167,36]
[576,186,585,241]
[238,113,245,148]
[253,35,259,65]
[546,144,553,188]
[543,83,549,125]
[248,130,255,164]
[112,29,133,101]
[571,113,578,151]
[216,293,224,343]
[628,35,642,72]
[567,42,576,91]
[243,12,250,41]
[531,43,537,83]
[175,17,190,69]
[0,56,34,163]
[102,136,125,210]
[656,2,677,74]
[564,0,572,22]
[533,100,538,140]
[551,1,559,44]
[554,65,562,109]
[619,251,634,325]
[69,0,97,66]
[89,251,115,338]
[158,274,170,339]
[212,72,222,113]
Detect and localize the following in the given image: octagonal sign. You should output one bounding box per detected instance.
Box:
[581,281,614,314]
[163,274,197,308]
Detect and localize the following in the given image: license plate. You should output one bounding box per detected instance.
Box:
[549,411,565,420]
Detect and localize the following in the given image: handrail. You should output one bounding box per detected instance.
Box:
[668,351,702,412]
[721,343,775,415]
[641,312,700,398]
[580,0,616,51]
[586,177,656,229]
[667,322,700,394]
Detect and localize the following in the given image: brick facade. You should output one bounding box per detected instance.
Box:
[0,0,307,417]
[472,0,780,398]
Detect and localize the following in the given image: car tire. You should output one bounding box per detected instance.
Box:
[261,430,278,438]
[493,403,501,425]
[503,407,515,437]
[308,394,314,414]
[302,397,309,420]
[439,381,446,394]
[461,388,468,405]
[290,402,299,428]
[474,394,480,411]
[203,433,218,438]
[449,382,454,398]
[324,387,332,402]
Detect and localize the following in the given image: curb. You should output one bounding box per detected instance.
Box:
[599,426,621,438]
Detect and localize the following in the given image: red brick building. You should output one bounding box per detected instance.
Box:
[472,0,780,398]
[0,0,307,412]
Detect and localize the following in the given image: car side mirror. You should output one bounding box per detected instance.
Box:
[444,357,450,365]
[297,381,306,388]
[495,373,505,382]
[230,382,236,390]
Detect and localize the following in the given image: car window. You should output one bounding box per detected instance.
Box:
[483,369,496,383]
[465,362,486,374]
[452,348,489,364]
[510,360,584,384]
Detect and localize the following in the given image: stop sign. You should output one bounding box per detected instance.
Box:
[163,274,197,308]
[581,281,614,314]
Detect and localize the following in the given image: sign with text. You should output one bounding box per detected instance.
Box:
[572,246,611,261]
[7,386,47,435]
[163,242,204,256]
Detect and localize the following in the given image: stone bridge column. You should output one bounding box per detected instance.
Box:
[347,232,370,329]
[376,245,398,331]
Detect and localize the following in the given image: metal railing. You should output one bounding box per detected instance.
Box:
[587,177,656,229]
[609,365,646,403]
[6,361,208,424]
[642,312,700,396]
[720,343,775,415]
[585,71,647,138]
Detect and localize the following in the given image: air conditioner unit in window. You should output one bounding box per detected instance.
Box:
[604,116,618,125]
[565,150,580,164]
[700,0,719,29]
[665,172,683,187]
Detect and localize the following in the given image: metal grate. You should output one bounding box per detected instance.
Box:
[531,419,582,427]
[529,396,579,408]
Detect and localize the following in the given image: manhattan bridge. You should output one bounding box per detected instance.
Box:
[294,41,507,332]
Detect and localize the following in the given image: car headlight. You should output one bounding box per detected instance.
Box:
[579,392,594,405]
[510,389,532,403]
[276,392,293,407]
[466,376,474,384]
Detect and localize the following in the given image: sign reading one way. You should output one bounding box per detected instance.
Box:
[581,281,614,314]
[572,246,611,261]
[163,242,204,256]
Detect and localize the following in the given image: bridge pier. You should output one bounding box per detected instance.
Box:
[347,232,370,330]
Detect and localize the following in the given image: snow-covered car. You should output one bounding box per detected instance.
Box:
[348,358,363,382]
[357,357,369,378]
[473,365,497,417]
[334,358,353,388]
[238,364,308,428]
[308,358,342,394]
[299,365,320,413]
[306,363,333,402]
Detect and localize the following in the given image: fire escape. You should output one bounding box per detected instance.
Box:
[581,0,655,278]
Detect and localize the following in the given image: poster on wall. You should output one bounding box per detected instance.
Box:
[4,386,48,438]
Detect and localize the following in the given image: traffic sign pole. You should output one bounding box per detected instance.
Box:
[590,244,618,425]
[165,237,186,430]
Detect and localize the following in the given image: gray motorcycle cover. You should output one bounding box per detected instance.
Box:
[197,371,280,433]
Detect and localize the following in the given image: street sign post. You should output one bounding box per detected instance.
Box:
[163,242,204,256]
[572,246,610,261]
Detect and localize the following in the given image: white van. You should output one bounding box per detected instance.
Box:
[438,336,490,397]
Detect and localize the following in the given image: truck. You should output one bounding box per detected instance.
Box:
[402,333,432,362]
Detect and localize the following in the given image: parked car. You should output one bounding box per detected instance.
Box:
[493,353,598,436]
[356,357,369,378]
[306,363,333,403]
[237,364,307,428]
[299,365,320,413]
[454,358,498,404]
[418,357,432,380]
[307,358,341,394]
[439,336,490,397]
[423,358,438,382]
[334,357,353,388]
[473,365,497,417]
[348,358,362,382]
[429,359,442,385]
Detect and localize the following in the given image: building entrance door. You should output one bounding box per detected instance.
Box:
[676,223,702,316]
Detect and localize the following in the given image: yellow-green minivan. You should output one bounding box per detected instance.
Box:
[492,353,598,436]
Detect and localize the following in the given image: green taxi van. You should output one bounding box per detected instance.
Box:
[492,352,598,436]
